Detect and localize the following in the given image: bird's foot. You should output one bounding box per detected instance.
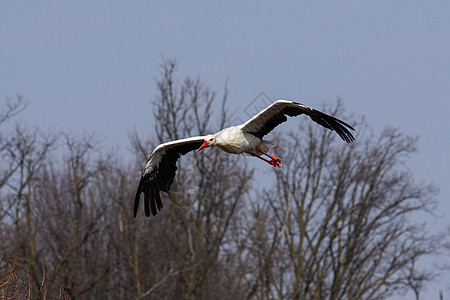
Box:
[269,158,282,167]
[270,155,282,162]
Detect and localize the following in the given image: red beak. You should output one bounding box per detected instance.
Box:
[197,140,209,152]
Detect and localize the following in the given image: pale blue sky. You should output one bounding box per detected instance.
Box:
[1,2,449,298]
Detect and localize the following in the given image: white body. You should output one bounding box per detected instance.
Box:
[214,126,269,155]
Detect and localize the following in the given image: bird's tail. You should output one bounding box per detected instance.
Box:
[258,140,277,153]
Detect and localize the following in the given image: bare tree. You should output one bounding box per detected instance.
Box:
[0,95,28,222]
[242,103,440,299]
[0,252,69,299]
[0,65,444,300]
[130,58,253,299]
[31,134,113,298]
[0,95,27,125]
[0,125,118,298]
[0,123,58,296]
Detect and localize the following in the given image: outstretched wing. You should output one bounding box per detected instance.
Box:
[239,99,355,143]
[134,136,205,217]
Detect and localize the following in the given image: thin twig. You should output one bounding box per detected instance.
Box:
[137,264,198,299]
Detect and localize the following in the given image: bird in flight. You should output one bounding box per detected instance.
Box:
[134,100,355,217]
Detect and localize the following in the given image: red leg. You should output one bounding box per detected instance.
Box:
[255,146,282,162]
[251,152,281,167]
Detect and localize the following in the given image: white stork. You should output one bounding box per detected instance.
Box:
[134,100,354,217]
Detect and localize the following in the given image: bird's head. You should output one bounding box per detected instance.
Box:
[197,134,216,152]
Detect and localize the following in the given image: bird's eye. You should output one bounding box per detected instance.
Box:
[209,138,214,142]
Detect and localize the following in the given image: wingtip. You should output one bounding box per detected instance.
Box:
[338,126,356,144]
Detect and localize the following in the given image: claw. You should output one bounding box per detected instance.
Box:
[269,159,281,167]
[251,150,282,167]
[271,155,282,162]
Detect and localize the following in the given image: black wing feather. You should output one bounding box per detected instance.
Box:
[134,140,204,217]
[244,100,355,143]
